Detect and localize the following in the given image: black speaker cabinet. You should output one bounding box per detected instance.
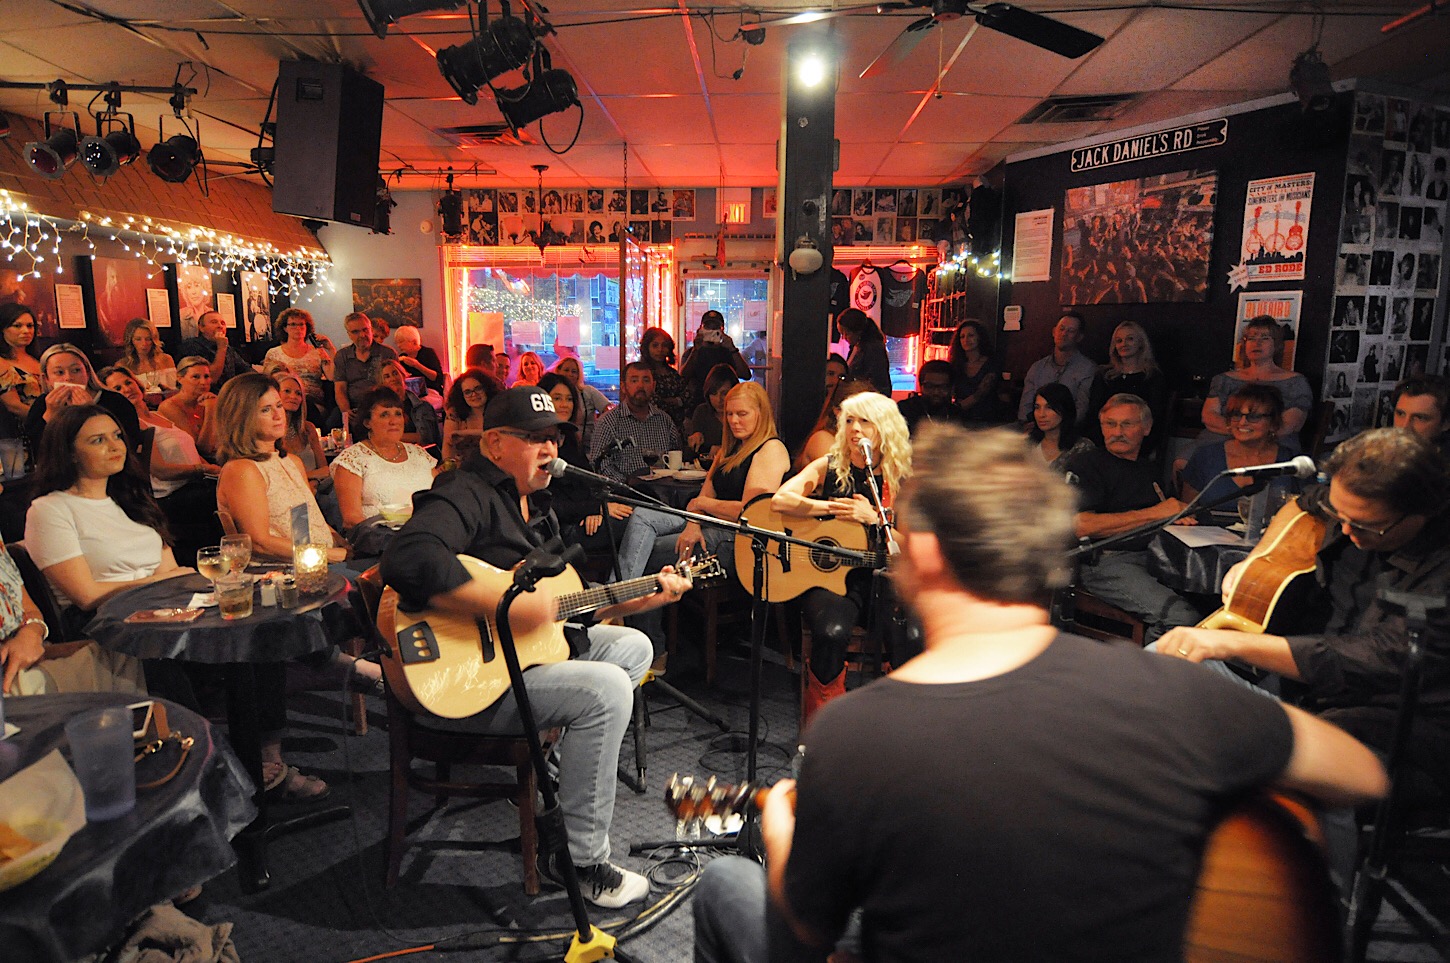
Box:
[272,61,385,226]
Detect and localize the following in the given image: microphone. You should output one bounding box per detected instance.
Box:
[859,437,874,468]
[545,457,629,491]
[1223,455,1317,479]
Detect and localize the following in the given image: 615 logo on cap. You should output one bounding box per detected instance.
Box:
[531,393,556,412]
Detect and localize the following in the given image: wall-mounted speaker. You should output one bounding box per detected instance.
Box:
[272,61,385,226]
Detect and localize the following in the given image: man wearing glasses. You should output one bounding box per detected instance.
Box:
[1066,393,1200,643]
[381,385,692,908]
[1160,428,1450,809]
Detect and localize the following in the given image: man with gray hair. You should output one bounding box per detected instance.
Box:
[1066,392,1199,643]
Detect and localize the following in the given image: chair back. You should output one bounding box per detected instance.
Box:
[6,541,71,643]
[215,509,239,536]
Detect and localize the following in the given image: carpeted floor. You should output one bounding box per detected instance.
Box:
[179,628,1450,963]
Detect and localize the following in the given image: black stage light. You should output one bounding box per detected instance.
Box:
[495,68,579,133]
[436,17,535,105]
[374,179,397,234]
[438,188,464,237]
[147,134,201,183]
[1290,48,1335,112]
[80,126,141,177]
[25,127,80,179]
[358,0,464,39]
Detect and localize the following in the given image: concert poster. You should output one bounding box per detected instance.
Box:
[1240,173,1314,284]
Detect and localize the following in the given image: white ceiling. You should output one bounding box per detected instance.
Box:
[1,0,1447,190]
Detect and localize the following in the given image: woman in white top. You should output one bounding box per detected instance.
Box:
[120,317,178,399]
[331,387,437,548]
[101,365,222,566]
[262,308,334,421]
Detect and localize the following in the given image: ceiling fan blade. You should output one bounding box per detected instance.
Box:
[739,3,896,33]
[859,16,937,79]
[972,2,1103,58]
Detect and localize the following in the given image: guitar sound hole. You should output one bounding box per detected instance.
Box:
[810,538,843,572]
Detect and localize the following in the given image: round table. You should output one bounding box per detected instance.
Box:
[0,693,253,963]
[630,471,706,509]
[84,571,357,891]
[1148,528,1253,596]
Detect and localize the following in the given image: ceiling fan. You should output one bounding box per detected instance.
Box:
[739,1,1104,79]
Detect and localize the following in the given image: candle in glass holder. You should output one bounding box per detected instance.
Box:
[293,543,329,595]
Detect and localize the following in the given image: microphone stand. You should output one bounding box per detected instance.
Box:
[857,443,901,681]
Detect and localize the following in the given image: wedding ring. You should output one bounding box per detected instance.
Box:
[1177,646,1189,655]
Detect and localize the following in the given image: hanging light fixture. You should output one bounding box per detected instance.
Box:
[25,113,82,179]
[436,14,536,105]
[80,93,142,178]
[147,134,201,183]
[438,171,464,238]
[494,46,578,133]
[357,0,464,39]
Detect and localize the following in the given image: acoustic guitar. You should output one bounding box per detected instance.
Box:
[1197,501,1326,634]
[733,494,887,602]
[377,553,723,718]
[664,775,1342,963]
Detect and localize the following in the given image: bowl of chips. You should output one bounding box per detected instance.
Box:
[0,749,87,892]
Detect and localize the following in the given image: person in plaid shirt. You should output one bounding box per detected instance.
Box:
[588,361,681,481]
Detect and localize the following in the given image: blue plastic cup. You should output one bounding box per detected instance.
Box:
[65,707,137,821]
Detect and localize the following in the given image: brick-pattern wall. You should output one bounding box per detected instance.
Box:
[0,112,319,254]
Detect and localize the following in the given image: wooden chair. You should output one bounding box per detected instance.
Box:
[666,580,794,685]
[798,621,882,730]
[357,566,556,893]
[1063,588,1146,647]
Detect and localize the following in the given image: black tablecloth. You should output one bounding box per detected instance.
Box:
[85,572,352,663]
[630,473,705,509]
[0,693,254,963]
[1148,528,1253,596]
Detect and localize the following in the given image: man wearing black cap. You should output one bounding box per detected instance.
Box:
[681,309,750,400]
[381,385,692,908]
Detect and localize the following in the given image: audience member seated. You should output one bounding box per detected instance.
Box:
[377,359,440,450]
[1066,393,1199,644]
[823,353,848,395]
[275,372,330,488]
[119,318,177,398]
[25,344,142,456]
[835,308,892,395]
[897,360,969,435]
[774,392,918,724]
[330,387,438,559]
[263,308,335,425]
[333,312,398,431]
[693,425,1385,963]
[1028,382,1094,472]
[680,310,750,404]
[0,303,44,438]
[178,309,252,390]
[588,362,682,482]
[393,324,443,396]
[1198,314,1312,453]
[640,327,690,429]
[463,342,496,381]
[1181,385,1298,512]
[796,379,872,472]
[538,373,626,552]
[1084,320,1167,448]
[685,364,740,456]
[1017,311,1095,425]
[551,356,610,451]
[616,382,789,582]
[1391,374,1449,454]
[157,355,219,457]
[442,367,500,464]
[513,351,545,387]
[495,350,514,386]
[946,319,1007,423]
[101,366,221,567]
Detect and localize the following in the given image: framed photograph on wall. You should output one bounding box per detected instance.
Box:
[96,256,167,346]
[352,278,423,329]
[240,271,271,342]
[0,269,61,339]
[175,263,215,337]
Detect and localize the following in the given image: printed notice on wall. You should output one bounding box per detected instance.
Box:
[1012,209,1055,282]
[1240,173,1314,283]
[214,292,235,329]
[148,288,173,327]
[55,283,87,329]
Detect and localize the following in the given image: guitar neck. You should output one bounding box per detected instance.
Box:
[554,574,669,621]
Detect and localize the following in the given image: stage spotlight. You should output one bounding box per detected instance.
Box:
[1290,48,1335,112]
[357,0,464,39]
[80,126,141,177]
[495,69,579,132]
[796,52,828,87]
[436,16,535,105]
[24,123,80,179]
[148,134,201,183]
[374,179,397,235]
[438,185,464,237]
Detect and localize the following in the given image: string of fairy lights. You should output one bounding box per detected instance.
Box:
[935,247,1004,280]
[0,189,332,300]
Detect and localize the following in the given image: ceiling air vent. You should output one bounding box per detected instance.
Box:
[1018,94,1136,124]
[438,123,534,147]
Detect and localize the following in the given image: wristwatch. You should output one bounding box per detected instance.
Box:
[19,617,49,642]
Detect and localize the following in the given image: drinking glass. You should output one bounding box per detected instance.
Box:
[65,707,136,821]
[196,546,226,585]
[215,574,255,620]
[641,450,661,475]
[220,533,252,573]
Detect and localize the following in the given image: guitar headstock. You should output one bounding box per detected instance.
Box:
[678,553,725,587]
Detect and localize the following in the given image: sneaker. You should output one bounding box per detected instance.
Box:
[539,853,649,908]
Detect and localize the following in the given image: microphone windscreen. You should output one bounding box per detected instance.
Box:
[546,457,569,478]
[1291,455,1318,478]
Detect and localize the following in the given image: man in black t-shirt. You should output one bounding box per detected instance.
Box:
[1067,393,1199,643]
[895,360,967,435]
[692,426,1385,963]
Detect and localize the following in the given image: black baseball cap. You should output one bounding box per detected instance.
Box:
[700,310,725,328]
[483,385,576,432]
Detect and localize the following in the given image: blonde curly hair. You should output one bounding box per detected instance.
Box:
[829,391,910,500]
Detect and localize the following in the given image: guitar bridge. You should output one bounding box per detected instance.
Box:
[474,617,497,662]
[397,620,441,666]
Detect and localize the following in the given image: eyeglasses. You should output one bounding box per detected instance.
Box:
[460,385,488,398]
[1242,334,1275,344]
[1227,411,1271,423]
[497,428,561,446]
[1320,503,1407,538]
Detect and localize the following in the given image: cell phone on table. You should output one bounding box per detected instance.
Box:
[129,700,155,740]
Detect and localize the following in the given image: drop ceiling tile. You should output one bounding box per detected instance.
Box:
[710,93,781,145]
[834,92,928,141]
[559,20,701,96]
[904,92,1043,142]
[597,95,714,145]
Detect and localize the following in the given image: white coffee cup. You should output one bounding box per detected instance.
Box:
[664,449,684,471]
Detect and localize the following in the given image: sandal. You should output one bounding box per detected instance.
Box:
[261,762,331,802]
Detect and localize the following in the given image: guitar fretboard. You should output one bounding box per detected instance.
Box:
[553,574,670,621]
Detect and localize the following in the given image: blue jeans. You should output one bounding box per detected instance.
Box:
[1079,550,1199,644]
[434,623,651,865]
[617,505,738,582]
[695,857,767,963]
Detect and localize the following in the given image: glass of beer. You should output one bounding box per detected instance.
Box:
[215,573,254,620]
